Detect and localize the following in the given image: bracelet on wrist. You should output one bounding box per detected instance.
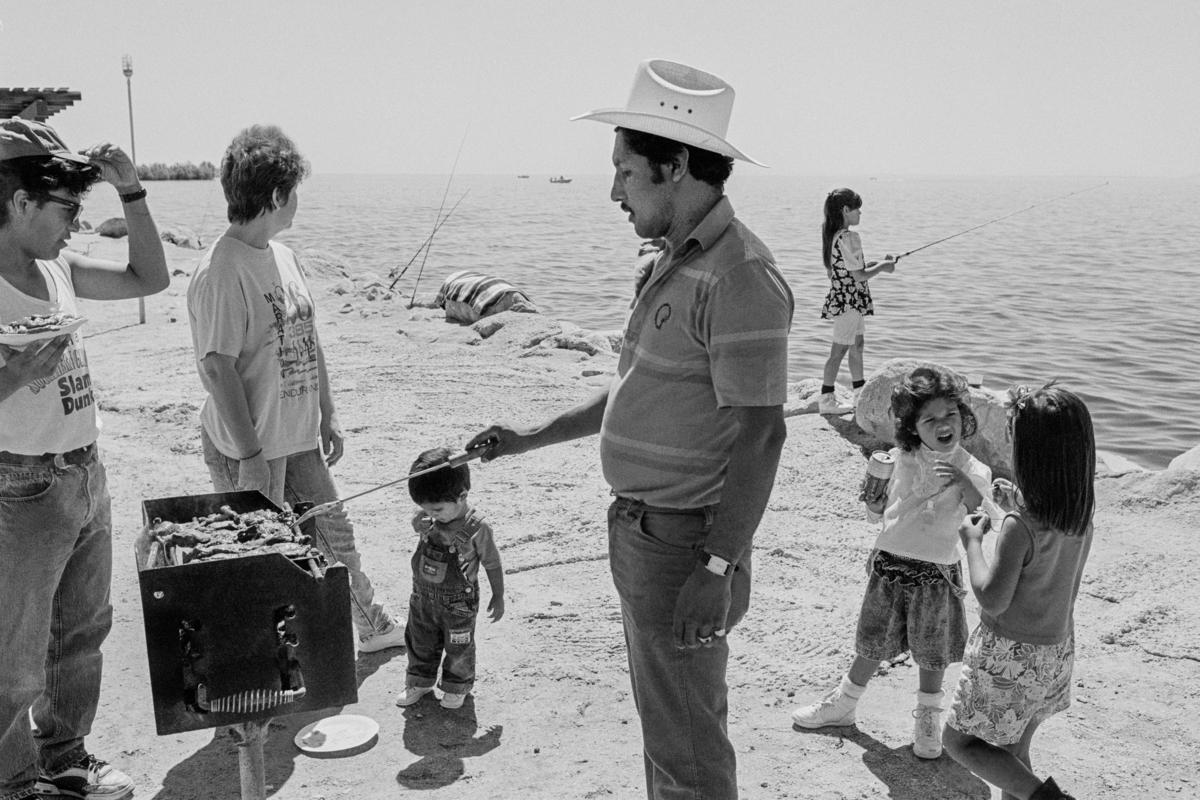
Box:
[240,447,263,461]
[119,187,147,204]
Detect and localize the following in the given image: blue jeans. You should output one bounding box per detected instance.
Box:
[200,429,392,636]
[0,445,112,800]
[608,497,751,800]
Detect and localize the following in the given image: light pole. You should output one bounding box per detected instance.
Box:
[122,54,145,324]
[122,55,136,163]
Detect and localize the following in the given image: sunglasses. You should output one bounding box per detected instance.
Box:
[41,195,83,224]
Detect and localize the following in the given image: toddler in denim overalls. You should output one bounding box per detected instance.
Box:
[396,447,504,710]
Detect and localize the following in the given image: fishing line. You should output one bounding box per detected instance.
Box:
[408,128,470,307]
[385,189,470,292]
[896,181,1109,261]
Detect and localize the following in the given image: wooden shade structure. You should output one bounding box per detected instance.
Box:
[0,88,81,122]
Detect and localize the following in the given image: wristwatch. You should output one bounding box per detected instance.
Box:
[698,549,734,577]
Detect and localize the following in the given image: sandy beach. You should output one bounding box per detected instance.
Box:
[71,233,1199,800]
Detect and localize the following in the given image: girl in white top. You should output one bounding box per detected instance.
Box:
[792,366,997,760]
[944,384,1095,800]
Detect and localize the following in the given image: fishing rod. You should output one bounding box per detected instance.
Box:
[895,181,1109,261]
[408,128,470,307]
[384,188,470,292]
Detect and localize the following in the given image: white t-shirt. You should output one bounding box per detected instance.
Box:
[870,444,996,565]
[0,257,98,454]
[187,236,321,460]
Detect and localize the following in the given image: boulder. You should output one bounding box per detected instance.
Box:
[298,248,353,281]
[546,329,620,356]
[159,225,203,250]
[1167,442,1200,473]
[471,310,564,346]
[1096,450,1149,478]
[854,358,1012,476]
[96,217,128,238]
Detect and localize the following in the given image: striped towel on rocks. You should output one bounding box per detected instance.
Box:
[436,270,536,323]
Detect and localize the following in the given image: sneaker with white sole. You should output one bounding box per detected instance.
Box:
[440,691,467,709]
[359,620,406,653]
[791,687,858,728]
[818,393,854,416]
[912,704,943,758]
[36,754,133,800]
[395,685,434,707]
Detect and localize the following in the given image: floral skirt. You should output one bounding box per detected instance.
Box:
[945,622,1074,745]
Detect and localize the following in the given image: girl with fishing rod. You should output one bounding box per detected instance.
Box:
[818,188,897,415]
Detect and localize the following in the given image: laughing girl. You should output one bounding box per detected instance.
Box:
[790,365,998,760]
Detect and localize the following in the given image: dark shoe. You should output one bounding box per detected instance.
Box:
[35,753,134,800]
[1030,776,1076,800]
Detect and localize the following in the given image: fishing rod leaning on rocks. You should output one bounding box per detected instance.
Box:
[894,181,1109,262]
[384,188,470,293]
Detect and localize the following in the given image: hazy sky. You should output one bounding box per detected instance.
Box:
[2,1,1196,177]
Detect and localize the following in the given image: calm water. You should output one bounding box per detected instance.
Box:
[80,173,1200,468]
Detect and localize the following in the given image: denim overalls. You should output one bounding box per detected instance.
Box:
[403,522,480,694]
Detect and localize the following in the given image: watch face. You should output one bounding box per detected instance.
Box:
[702,552,731,575]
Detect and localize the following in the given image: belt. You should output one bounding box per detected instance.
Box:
[0,442,97,469]
[613,495,714,518]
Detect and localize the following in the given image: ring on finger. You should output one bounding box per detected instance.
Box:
[714,628,727,638]
[697,635,713,644]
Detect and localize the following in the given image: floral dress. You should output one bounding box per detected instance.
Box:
[821,229,874,319]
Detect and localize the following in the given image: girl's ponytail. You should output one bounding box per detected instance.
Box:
[822,188,862,269]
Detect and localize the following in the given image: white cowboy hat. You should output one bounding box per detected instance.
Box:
[571,59,765,167]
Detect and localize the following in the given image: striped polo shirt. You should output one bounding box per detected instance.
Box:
[600,196,794,509]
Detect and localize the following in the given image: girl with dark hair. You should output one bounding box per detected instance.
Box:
[792,366,996,761]
[817,188,897,415]
[943,384,1094,800]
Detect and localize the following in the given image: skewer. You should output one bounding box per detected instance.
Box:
[291,443,492,528]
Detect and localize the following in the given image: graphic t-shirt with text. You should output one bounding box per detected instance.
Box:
[187,236,321,460]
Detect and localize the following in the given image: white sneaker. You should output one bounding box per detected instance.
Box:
[912,704,943,758]
[818,393,854,416]
[36,754,134,800]
[359,620,405,653]
[395,686,434,707]
[791,687,858,728]
[440,691,467,709]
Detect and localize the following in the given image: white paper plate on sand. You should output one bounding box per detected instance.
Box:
[0,317,86,346]
[294,714,379,755]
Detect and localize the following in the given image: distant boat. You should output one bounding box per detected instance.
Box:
[517,174,530,179]
[549,175,572,184]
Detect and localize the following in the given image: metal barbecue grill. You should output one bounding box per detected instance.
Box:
[136,490,358,736]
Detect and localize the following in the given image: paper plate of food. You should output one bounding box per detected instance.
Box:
[0,313,86,345]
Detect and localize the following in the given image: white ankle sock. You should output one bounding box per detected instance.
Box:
[840,675,867,699]
[916,689,944,708]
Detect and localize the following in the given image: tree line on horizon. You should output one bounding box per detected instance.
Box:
[135,161,217,181]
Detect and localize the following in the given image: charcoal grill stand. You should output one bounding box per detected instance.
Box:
[230,719,270,800]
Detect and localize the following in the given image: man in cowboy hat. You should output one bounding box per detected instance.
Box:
[469,59,793,798]
[0,118,168,800]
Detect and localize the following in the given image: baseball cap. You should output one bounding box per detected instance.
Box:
[0,118,90,164]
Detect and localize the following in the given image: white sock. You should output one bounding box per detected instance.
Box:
[840,675,867,699]
[916,689,944,708]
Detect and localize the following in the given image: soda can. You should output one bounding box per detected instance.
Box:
[862,451,895,504]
